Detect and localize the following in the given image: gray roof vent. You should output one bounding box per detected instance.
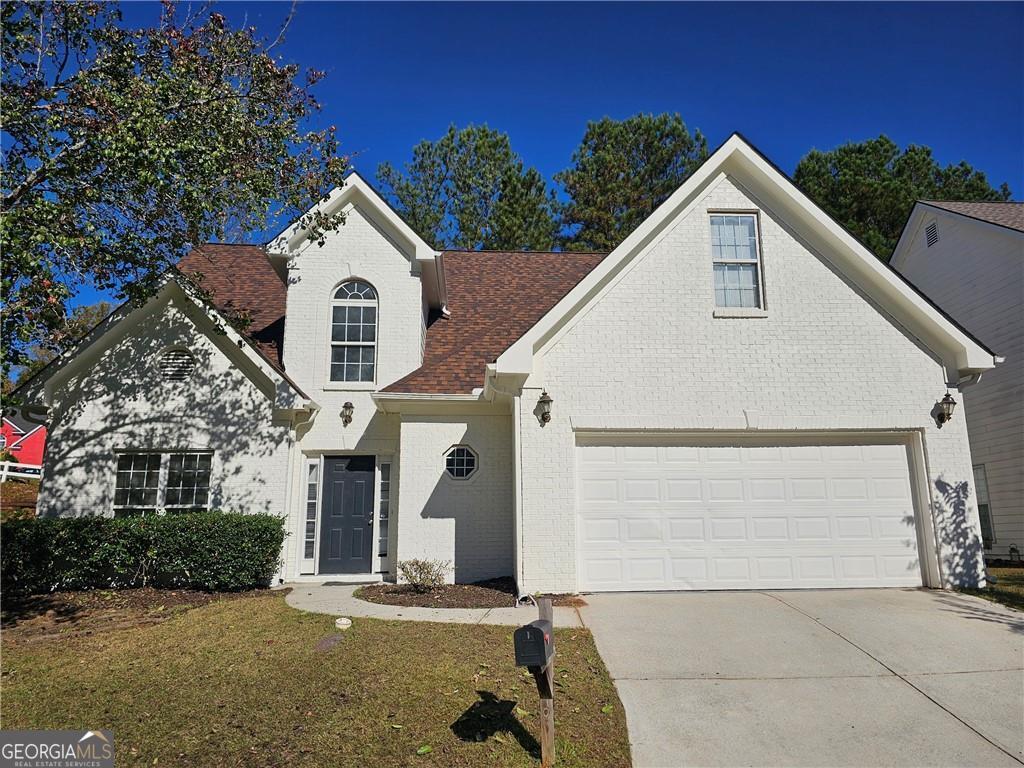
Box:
[158,349,197,382]
[925,221,939,247]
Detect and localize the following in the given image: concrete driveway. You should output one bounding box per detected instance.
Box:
[581,589,1023,767]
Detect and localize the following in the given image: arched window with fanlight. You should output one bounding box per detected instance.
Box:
[330,280,377,382]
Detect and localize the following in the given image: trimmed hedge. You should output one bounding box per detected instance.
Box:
[1,512,285,595]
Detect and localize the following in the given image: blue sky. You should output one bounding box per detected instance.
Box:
[90,1,1023,307]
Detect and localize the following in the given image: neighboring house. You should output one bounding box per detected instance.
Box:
[1,413,47,466]
[891,200,1023,561]
[19,134,1000,592]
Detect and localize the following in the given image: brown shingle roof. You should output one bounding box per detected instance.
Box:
[176,244,287,370]
[382,250,608,394]
[922,201,1024,234]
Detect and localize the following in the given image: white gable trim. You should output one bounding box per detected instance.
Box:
[267,172,437,262]
[2,417,25,436]
[8,423,44,449]
[266,172,445,309]
[495,134,999,379]
[19,276,316,414]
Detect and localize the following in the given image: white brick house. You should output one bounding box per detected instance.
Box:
[891,201,1023,561]
[23,134,1001,592]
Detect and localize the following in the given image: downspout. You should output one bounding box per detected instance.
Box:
[513,393,526,601]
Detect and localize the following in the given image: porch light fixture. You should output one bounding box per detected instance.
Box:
[935,392,957,427]
[341,401,354,427]
[538,391,553,423]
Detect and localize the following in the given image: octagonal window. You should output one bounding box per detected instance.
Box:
[444,445,477,480]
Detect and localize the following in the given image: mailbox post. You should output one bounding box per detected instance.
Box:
[513,597,556,767]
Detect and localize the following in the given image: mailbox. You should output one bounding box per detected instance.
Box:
[514,619,554,668]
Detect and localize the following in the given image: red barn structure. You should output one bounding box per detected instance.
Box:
[1,412,47,466]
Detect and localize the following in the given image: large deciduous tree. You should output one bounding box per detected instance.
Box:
[794,135,1012,260]
[1,1,348,383]
[377,124,557,251]
[556,113,708,252]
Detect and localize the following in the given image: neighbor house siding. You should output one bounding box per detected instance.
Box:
[38,294,290,519]
[894,213,1023,558]
[517,175,985,593]
[395,414,514,584]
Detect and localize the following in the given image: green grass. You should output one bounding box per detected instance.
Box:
[959,567,1024,612]
[0,592,630,767]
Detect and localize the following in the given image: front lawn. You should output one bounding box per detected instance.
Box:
[959,567,1024,612]
[1,590,630,767]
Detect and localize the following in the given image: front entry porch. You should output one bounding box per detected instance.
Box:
[293,453,393,579]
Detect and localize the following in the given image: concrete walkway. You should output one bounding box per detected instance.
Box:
[283,582,584,627]
[582,588,1024,768]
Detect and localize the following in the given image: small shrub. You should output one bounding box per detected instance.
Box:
[1,512,285,595]
[397,559,451,593]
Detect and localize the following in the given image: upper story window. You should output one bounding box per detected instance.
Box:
[710,214,764,309]
[330,280,377,383]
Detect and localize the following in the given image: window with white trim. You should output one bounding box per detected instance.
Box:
[330,280,377,382]
[113,451,212,516]
[973,464,995,549]
[444,446,477,480]
[710,214,764,308]
[304,461,320,559]
[378,462,391,557]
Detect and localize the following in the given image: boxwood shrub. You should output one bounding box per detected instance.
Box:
[1,512,285,595]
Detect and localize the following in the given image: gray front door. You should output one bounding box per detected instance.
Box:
[319,456,375,574]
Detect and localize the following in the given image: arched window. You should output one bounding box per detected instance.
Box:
[330,280,377,382]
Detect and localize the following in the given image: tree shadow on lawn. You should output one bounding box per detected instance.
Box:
[1,594,83,629]
[450,690,540,757]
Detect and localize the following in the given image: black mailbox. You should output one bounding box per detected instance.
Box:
[514,619,554,667]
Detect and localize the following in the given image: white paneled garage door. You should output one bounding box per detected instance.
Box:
[576,438,923,591]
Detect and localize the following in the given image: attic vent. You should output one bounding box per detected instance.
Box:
[158,349,196,382]
[925,222,939,247]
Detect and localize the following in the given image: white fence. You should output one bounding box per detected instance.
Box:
[0,461,42,482]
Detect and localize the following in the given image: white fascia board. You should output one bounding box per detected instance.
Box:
[27,276,313,413]
[496,134,997,378]
[371,391,504,416]
[267,172,438,263]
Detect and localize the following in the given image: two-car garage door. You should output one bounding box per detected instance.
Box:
[576,437,923,591]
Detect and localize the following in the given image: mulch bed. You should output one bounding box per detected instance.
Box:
[1,587,266,643]
[355,577,587,609]
[0,480,38,519]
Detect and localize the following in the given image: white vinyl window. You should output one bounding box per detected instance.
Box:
[304,461,321,559]
[378,462,391,557]
[444,446,477,480]
[710,214,764,308]
[113,451,212,516]
[330,280,377,382]
[973,464,995,549]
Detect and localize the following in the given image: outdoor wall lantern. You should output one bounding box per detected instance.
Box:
[538,391,553,423]
[341,401,354,427]
[935,392,957,428]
